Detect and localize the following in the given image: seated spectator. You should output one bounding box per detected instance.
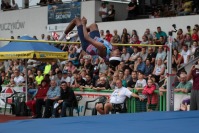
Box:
[191,41,198,55]
[112,29,120,43]
[95,79,142,115]
[100,30,105,39]
[174,73,192,94]
[152,58,165,82]
[121,47,130,64]
[65,61,77,74]
[144,59,154,79]
[155,47,166,63]
[134,57,146,73]
[34,80,60,118]
[123,68,131,83]
[172,49,183,69]
[35,70,44,85]
[141,35,149,44]
[105,30,113,42]
[69,47,80,67]
[98,58,108,74]
[129,47,140,68]
[6,78,15,87]
[121,29,130,45]
[71,72,86,89]
[176,29,184,47]
[27,80,49,118]
[180,45,191,65]
[142,79,158,111]
[192,29,199,41]
[13,69,24,86]
[52,81,76,118]
[184,33,193,47]
[107,5,115,21]
[156,27,167,41]
[1,0,6,10]
[93,76,110,91]
[79,74,93,91]
[146,47,156,66]
[43,62,51,75]
[139,47,148,62]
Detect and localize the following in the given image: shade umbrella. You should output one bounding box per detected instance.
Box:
[0,35,68,101]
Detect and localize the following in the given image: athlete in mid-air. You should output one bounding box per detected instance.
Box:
[59,17,121,67]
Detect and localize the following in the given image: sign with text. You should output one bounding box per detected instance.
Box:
[48,2,81,25]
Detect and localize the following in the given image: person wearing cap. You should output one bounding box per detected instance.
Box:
[59,17,121,68]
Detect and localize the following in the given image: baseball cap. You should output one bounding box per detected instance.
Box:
[62,70,68,74]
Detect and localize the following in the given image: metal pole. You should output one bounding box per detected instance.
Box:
[25,59,28,102]
[166,35,174,111]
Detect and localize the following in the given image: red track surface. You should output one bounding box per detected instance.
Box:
[0,114,31,123]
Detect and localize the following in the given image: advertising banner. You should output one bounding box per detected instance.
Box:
[48,2,81,25]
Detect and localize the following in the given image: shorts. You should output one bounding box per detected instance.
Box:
[77,25,100,51]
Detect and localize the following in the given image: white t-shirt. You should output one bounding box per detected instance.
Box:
[135,79,147,88]
[110,87,132,104]
[14,76,25,85]
[99,7,107,18]
[181,49,191,64]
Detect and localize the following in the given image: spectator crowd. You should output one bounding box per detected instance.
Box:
[1,22,199,118]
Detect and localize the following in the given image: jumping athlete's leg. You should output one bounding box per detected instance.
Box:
[81,17,106,57]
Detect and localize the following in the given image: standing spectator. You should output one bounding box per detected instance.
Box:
[142,79,158,111]
[134,72,147,112]
[126,0,138,20]
[107,5,115,21]
[105,30,113,42]
[127,71,138,89]
[11,0,18,10]
[187,61,199,110]
[99,3,108,22]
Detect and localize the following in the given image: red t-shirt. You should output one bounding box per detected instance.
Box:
[105,34,113,42]
[192,33,199,41]
[35,85,49,99]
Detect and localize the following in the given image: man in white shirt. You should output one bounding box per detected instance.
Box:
[14,70,24,86]
[96,79,142,114]
[99,3,108,22]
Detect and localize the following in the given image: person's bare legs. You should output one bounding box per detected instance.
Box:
[63,17,82,35]
[96,103,105,115]
[104,103,113,114]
